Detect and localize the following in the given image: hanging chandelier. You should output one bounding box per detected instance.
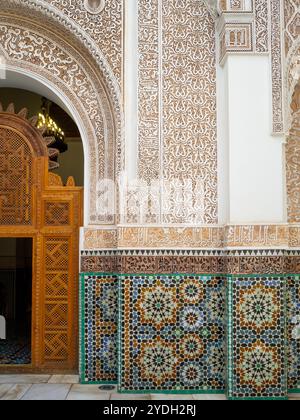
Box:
[37,98,68,154]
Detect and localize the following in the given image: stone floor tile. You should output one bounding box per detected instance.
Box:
[67,385,110,400]
[48,375,79,384]
[289,394,300,401]
[0,375,50,384]
[0,384,14,398]
[1,384,32,400]
[21,384,71,400]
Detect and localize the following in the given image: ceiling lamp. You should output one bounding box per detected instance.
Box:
[37,98,68,155]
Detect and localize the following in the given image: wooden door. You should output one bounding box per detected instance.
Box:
[0,108,83,373]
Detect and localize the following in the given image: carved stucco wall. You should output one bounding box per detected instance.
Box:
[285,0,300,224]
[0,0,123,226]
[137,0,218,225]
[1,0,298,250]
[44,0,123,84]
[284,0,300,127]
[286,108,300,224]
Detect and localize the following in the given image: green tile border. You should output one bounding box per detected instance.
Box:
[286,275,300,391]
[79,273,85,384]
[289,388,300,394]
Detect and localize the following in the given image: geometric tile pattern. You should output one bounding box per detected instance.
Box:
[80,274,118,384]
[119,275,226,393]
[227,276,288,400]
[287,275,300,392]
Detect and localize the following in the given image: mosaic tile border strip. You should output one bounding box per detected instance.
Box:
[80,273,118,384]
[227,275,288,400]
[118,274,226,394]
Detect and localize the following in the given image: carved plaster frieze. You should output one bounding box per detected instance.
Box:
[82,224,297,250]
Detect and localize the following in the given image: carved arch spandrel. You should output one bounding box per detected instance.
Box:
[0,6,123,225]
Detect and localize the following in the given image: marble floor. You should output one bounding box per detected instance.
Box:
[0,375,298,400]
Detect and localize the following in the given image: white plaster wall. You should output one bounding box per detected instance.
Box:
[225,55,285,224]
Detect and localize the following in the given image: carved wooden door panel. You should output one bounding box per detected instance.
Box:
[0,107,83,373]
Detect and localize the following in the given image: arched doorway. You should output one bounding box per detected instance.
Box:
[0,104,83,373]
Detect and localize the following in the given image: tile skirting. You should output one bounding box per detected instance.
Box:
[80,271,300,399]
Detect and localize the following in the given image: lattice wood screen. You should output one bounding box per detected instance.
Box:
[0,127,33,225]
[0,112,83,373]
[44,238,70,364]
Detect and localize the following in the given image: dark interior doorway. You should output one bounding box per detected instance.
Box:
[0,238,32,365]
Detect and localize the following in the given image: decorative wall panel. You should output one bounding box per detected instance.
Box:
[270,0,284,134]
[227,275,287,400]
[119,274,226,392]
[138,0,160,184]
[47,0,123,84]
[286,4,300,224]
[286,131,300,223]
[254,0,269,53]
[43,238,70,364]
[284,0,300,93]
[137,0,218,224]
[80,274,118,384]
[287,275,300,391]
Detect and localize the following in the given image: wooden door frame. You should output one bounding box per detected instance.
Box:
[0,112,83,374]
